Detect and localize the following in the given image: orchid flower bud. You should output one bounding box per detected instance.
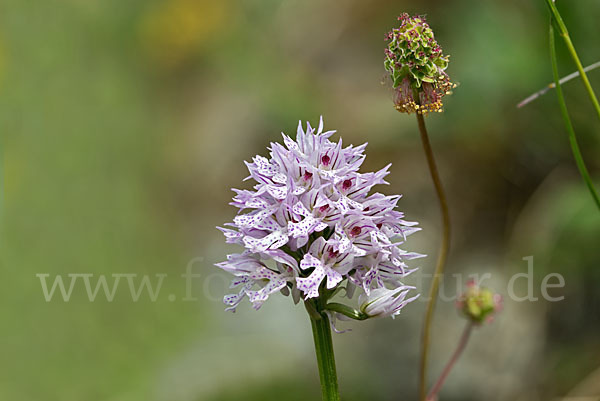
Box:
[359,286,419,319]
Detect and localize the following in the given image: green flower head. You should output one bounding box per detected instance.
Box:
[384,13,455,114]
[456,280,502,324]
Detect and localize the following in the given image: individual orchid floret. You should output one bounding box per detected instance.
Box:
[216,117,424,318]
[359,286,420,318]
[384,13,455,114]
[456,280,503,324]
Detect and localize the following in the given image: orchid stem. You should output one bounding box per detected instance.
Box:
[546,0,600,126]
[426,323,473,401]
[307,300,341,401]
[325,302,369,320]
[549,21,600,210]
[415,112,451,401]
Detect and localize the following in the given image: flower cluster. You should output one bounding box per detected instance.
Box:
[456,280,503,324]
[384,13,455,114]
[216,118,423,317]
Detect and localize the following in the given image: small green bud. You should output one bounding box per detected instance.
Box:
[456,280,502,324]
[384,13,455,114]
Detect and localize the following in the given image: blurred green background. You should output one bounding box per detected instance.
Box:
[1,0,599,400]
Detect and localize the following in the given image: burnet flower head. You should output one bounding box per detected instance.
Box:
[456,280,503,324]
[216,118,424,321]
[384,13,455,114]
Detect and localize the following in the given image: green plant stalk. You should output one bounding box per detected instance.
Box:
[546,0,600,125]
[307,300,341,401]
[415,112,451,401]
[517,60,600,108]
[549,22,600,209]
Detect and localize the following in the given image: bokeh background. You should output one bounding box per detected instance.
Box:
[2,0,600,400]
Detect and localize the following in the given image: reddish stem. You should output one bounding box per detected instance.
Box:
[426,323,473,401]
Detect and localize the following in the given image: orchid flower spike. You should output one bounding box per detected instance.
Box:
[216,117,424,321]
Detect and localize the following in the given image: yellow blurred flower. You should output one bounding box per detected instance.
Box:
[139,0,228,69]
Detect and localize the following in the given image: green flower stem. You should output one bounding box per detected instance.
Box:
[415,111,451,401]
[426,323,473,401]
[324,302,369,321]
[546,0,600,125]
[307,300,341,401]
[549,22,600,210]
